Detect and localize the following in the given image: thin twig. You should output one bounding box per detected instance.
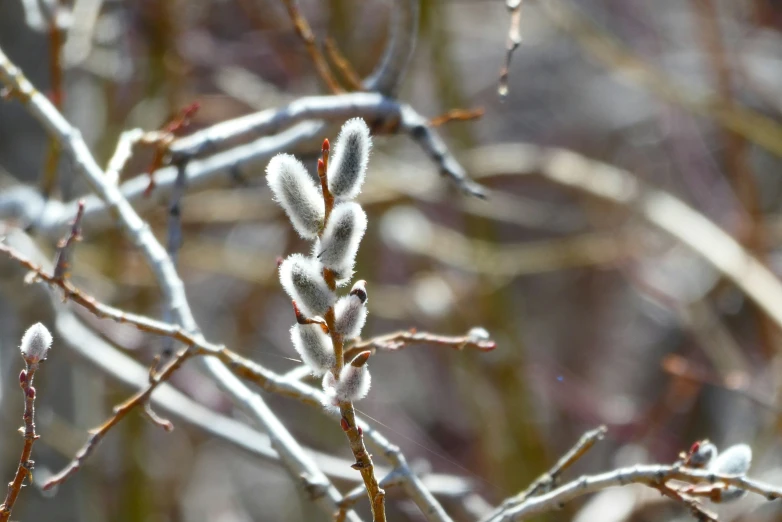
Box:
[429,107,485,127]
[481,426,606,521]
[42,345,195,490]
[344,329,496,361]
[40,0,65,198]
[539,0,782,159]
[280,0,343,94]
[362,0,419,96]
[324,37,364,91]
[52,198,84,280]
[498,0,523,100]
[0,350,44,521]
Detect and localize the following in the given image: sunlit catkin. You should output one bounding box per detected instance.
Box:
[20,322,52,366]
[290,323,335,375]
[279,254,335,317]
[266,154,325,239]
[327,118,371,200]
[317,202,367,274]
[334,280,368,339]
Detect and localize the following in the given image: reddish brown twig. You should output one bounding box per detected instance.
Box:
[324,37,364,92]
[52,199,85,280]
[40,0,66,198]
[429,107,485,127]
[0,358,44,520]
[344,328,496,361]
[280,0,343,94]
[143,102,200,197]
[42,345,194,490]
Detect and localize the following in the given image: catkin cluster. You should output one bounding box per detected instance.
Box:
[267,118,372,407]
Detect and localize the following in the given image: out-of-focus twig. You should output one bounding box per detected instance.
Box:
[324,37,364,91]
[429,107,485,127]
[481,426,606,522]
[280,0,343,93]
[40,0,66,198]
[51,198,84,280]
[539,0,782,159]
[362,0,420,96]
[464,143,782,339]
[498,0,523,100]
[344,329,496,361]
[42,345,193,490]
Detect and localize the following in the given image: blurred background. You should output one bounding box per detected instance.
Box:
[2,0,782,520]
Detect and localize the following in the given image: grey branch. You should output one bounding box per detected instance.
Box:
[362,0,420,96]
[484,464,782,522]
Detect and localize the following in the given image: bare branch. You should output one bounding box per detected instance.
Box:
[362,0,420,96]
[481,426,606,521]
[42,345,195,490]
[344,329,496,361]
[483,464,782,522]
[280,0,343,93]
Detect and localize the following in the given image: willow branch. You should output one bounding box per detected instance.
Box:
[344,329,496,361]
[362,0,419,96]
[0,352,43,521]
[480,426,606,522]
[280,0,343,93]
[484,464,782,522]
[42,345,194,490]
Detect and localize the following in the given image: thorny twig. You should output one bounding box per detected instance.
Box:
[344,329,497,361]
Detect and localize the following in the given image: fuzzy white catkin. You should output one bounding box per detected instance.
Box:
[20,322,52,364]
[710,444,752,475]
[334,281,368,339]
[334,355,371,402]
[279,254,335,317]
[290,323,335,375]
[316,202,367,273]
[266,154,325,239]
[327,118,371,199]
[710,443,752,503]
